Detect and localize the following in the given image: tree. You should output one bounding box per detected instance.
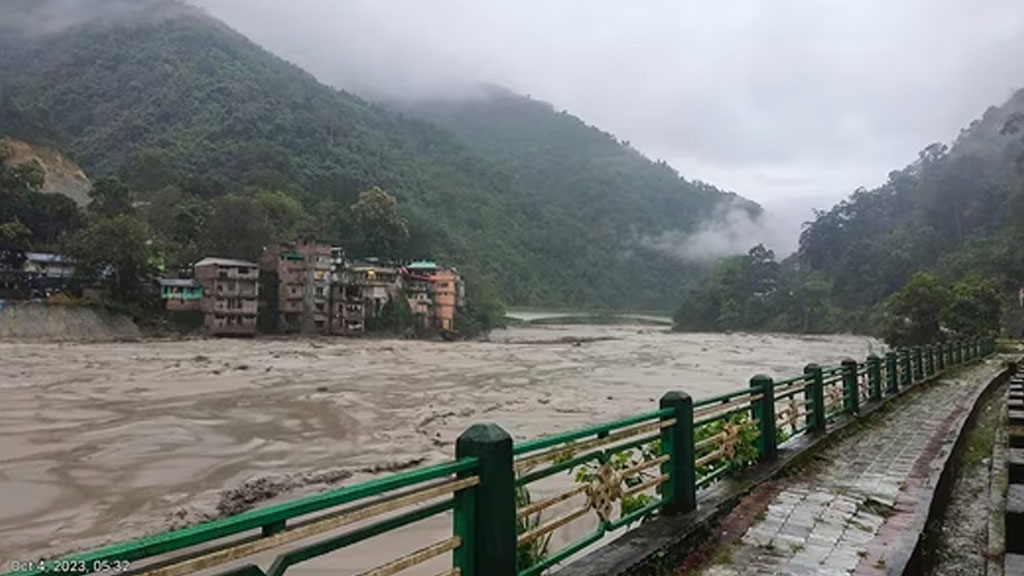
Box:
[350,187,409,259]
[88,176,135,217]
[67,214,154,302]
[879,273,951,347]
[456,271,506,337]
[205,190,310,260]
[0,217,31,270]
[943,279,1001,338]
[0,217,32,249]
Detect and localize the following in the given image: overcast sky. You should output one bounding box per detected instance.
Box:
[194,0,1024,213]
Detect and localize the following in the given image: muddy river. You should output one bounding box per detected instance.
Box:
[0,326,880,571]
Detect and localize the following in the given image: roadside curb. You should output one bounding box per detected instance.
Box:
[888,357,1016,575]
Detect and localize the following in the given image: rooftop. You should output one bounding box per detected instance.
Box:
[157,278,200,288]
[407,260,439,271]
[194,257,258,269]
[25,252,69,264]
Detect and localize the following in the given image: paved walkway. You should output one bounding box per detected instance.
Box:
[696,359,1003,576]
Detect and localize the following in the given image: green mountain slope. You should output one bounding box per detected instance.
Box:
[675,88,1024,334]
[797,90,1024,308]
[0,0,753,309]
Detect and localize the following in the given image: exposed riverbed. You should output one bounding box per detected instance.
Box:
[0,326,881,570]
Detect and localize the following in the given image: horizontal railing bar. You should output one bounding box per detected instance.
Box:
[605,497,664,531]
[517,484,589,520]
[515,420,674,474]
[773,375,808,387]
[607,432,663,457]
[517,529,604,576]
[696,464,730,489]
[515,433,671,488]
[695,431,725,453]
[515,450,602,487]
[694,405,752,427]
[356,537,460,576]
[773,382,808,399]
[139,476,478,576]
[264,499,455,576]
[694,394,762,421]
[621,474,668,499]
[12,459,477,575]
[694,388,762,408]
[517,506,590,545]
[620,455,670,480]
[513,409,673,456]
[696,448,725,468]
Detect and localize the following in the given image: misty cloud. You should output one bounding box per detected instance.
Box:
[193,0,1024,212]
[638,201,800,263]
[3,0,199,36]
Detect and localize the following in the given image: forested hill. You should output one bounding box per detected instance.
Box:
[675,87,1024,337]
[0,0,753,310]
[400,87,759,242]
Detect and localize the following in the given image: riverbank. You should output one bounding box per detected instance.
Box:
[0,301,140,342]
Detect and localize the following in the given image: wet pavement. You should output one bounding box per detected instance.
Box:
[697,359,1003,576]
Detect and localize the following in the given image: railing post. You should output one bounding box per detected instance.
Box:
[926,345,935,377]
[455,424,515,576]
[841,359,860,414]
[937,342,946,372]
[750,374,776,461]
[804,363,826,432]
[900,349,912,386]
[885,351,899,394]
[660,391,695,514]
[867,354,882,402]
[917,344,925,381]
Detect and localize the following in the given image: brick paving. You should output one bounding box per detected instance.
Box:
[699,360,1002,576]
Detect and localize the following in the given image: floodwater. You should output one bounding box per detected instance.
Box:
[0,326,881,572]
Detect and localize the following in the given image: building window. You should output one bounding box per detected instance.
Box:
[315,286,325,297]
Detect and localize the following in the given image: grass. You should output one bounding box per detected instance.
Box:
[712,545,734,565]
[961,395,1001,469]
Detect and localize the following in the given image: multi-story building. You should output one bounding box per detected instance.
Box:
[432,268,463,331]
[261,240,332,334]
[329,248,366,334]
[194,257,259,336]
[348,259,403,321]
[22,252,75,279]
[401,261,464,332]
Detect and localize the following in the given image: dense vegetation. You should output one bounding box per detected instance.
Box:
[0,0,749,310]
[675,90,1024,343]
[403,89,760,308]
[0,140,505,331]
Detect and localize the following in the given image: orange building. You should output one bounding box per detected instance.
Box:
[402,261,464,332]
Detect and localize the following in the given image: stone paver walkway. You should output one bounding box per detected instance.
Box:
[699,360,1002,576]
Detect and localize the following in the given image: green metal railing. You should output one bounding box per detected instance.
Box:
[7,337,995,576]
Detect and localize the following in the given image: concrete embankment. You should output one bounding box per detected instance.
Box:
[0,303,140,342]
